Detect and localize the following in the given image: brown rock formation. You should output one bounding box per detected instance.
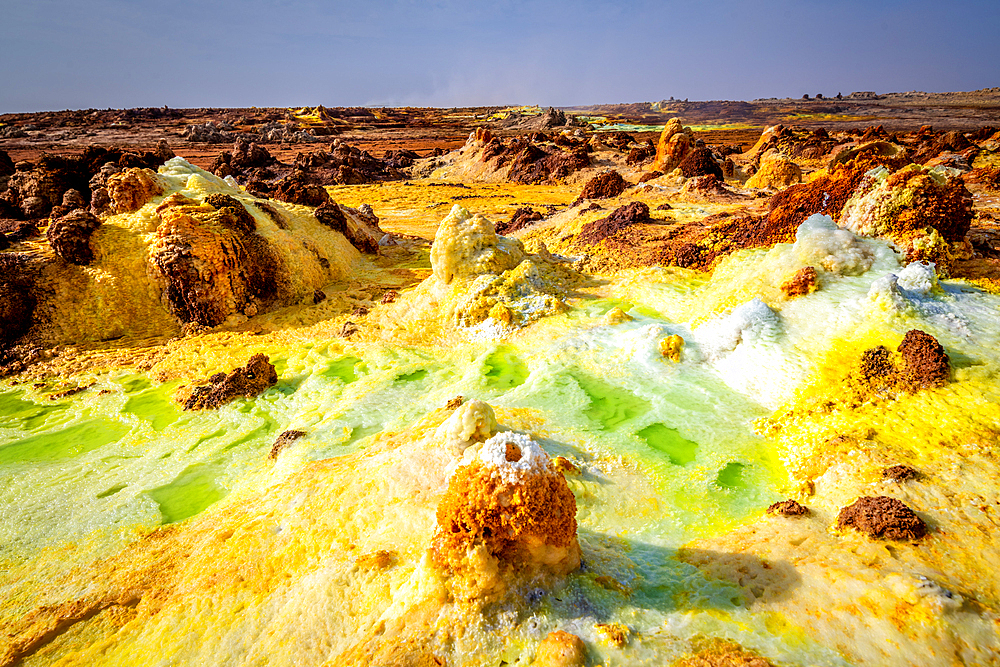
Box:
[836,496,927,540]
[184,354,278,410]
[430,435,580,602]
[579,202,651,245]
[897,329,950,391]
[46,208,101,265]
[577,170,628,201]
[766,499,809,517]
[106,168,165,213]
[495,207,543,235]
[149,197,283,326]
[679,147,724,180]
[652,118,693,173]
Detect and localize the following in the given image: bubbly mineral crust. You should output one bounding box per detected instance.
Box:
[431,431,581,602]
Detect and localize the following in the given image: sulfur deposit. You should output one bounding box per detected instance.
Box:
[4,116,1000,667]
[431,431,581,602]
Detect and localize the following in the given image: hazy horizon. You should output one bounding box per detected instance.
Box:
[3,0,998,114]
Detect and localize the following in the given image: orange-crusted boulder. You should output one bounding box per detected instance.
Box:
[431,431,580,603]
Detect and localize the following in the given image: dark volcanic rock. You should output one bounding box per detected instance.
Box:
[184,353,278,410]
[0,281,35,347]
[273,174,331,207]
[481,135,591,184]
[766,499,810,517]
[897,329,950,391]
[495,207,543,235]
[269,429,306,460]
[315,201,348,234]
[579,202,651,245]
[47,209,101,265]
[578,170,628,201]
[626,144,656,165]
[679,147,724,179]
[203,194,256,235]
[836,496,926,540]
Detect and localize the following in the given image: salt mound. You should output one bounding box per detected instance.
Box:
[389,204,581,338]
[794,214,875,276]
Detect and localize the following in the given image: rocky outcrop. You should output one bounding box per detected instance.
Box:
[651,118,694,173]
[495,207,543,235]
[678,147,724,180]
[431,431,580,602]
[839,164,973,267]
[315,200,384,254]
[149,195,284,327]
[1,145,173,221]
[766,500,809,517]
[836,496,926,540]
[481,135,590,184]
[183,354,278,409]
[579,202,651,245]
[106,168,166,213]
[0,262,35,348]
[746,154,802,189]
[897,329,950,391]
[46,209,101,265]
[577,170,628,201]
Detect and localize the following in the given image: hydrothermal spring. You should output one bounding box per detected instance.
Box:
[2,160,1000,666]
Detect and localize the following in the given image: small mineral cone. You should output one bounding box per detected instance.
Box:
[535,630,587,667]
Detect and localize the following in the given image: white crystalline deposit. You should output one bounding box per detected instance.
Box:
[478,432,552,484]
[695,297,782,360]
[896,261,940,295]
[793,214,876,276]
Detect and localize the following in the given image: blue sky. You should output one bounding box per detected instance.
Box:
[1,0,998,112]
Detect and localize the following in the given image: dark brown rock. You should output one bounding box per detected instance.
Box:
[495,207,543,235]
[577,170,628,201]
[273,174,330,207]
[626,144,656,165]
[203,194,256,235]
[0,281,35,347]
[601,132,635,150]
[269,429,306,459]
[184,354,278,410]
[897,330,950,391]
[836,496,926,540]
[883,465,919,482]
[579,202,651,245]
[0,220,40,242]
[47,209,101,265]
[638,171,663,183]
[315,201,348,234]
[766,500,810,517]
[679,147,724,180]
